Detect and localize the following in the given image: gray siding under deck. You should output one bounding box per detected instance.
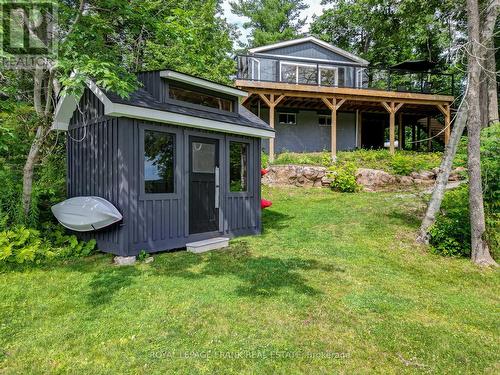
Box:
[259,108,356,153]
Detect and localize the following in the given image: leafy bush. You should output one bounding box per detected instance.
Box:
[430,123,500,259]
[273,150,332,167]
[0,224,96,264]
[328,162,360,192]
[429,185,471,257]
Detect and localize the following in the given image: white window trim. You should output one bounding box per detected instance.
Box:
[356,68,366,88]
[278,112,297,125]
[250,57,260,80]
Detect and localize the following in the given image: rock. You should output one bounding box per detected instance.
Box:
[449,167,467,181]
[410,171,435,180]
[397,176,414,185]
[432,167,440,175]
[114,256,136,266]
[262,165,328,187]
[356,168,396,188]
[413,178,434,185]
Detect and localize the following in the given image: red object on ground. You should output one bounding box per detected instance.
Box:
[261,168,268,176]
[261,199,272,209]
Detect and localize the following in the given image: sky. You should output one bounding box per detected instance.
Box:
[220,0,325,46]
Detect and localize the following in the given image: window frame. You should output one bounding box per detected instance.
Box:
[139,123,181,199]
[278,112,297,125]
[226,136,253,198]
[319,65,338,87]
[164,80,238,116]
[279,61,318,85]
[318,114,332,127]
[228,141,250,193]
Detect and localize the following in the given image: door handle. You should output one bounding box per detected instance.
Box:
[215,166,220,209]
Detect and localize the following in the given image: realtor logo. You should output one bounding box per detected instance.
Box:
[1,1,57,68]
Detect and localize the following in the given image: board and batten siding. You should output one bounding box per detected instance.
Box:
[67,89,262,255]
[257,41,356,63]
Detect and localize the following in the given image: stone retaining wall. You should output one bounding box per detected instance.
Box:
[262,165,466,191]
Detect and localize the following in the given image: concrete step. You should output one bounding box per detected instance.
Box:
[186,237,229,253]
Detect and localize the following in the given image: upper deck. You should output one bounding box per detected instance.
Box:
[235,54,455,100]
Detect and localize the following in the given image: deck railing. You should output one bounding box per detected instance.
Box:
[236,55,455,96]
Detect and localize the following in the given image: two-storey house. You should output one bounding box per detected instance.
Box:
[236,36,455,160]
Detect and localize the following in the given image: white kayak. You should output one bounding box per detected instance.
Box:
[51,196,122,232]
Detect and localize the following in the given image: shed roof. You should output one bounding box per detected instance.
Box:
[53,74,274,138]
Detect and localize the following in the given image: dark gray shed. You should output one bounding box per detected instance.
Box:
[52,70,274,256]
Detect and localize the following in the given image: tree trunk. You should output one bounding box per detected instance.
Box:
[465,0,497,266]
[22,125,46,217]
[417,102,467,243]
[485,40,499,125]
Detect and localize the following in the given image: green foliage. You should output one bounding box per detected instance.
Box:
[429,186,471,257]
[261,151,269,168]
[271,149,443,175]
[430,124,500,259]
[273,150,332,167]
[137,250,148,261]
[328,162,360,192]
[0,224,96,264]
[310,0,461,70]
[230,0,308,47]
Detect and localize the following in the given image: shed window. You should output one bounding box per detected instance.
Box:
[318,115,331,126]
[229,142,248,192]
[278,113,296,125]
[144,130,175,194]
[169,85,233,112]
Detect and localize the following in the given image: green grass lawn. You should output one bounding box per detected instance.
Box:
[1,188,499,374]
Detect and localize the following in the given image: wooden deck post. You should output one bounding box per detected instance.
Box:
[258,93,285,162]
[436,103,451,146]
[381,102,403,155]
[321,97,346,160]
[398,112,403,150]
[427,116,432,151]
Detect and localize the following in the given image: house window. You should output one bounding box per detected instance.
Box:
[319,66,337,86]
[318,115,331,127]
[278,113,296,125]
[338,67,346,87]
[229,142,248,192]
[144,130,175,194]
[280,62,317,84]
[169,85,233,112]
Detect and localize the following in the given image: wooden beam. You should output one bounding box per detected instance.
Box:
[235,79,455,102]
[389,103,396,154]
[394,102,404,113]
[381,101,392,113]
[398,112,403,150]
[321,97,336,111]
[427,116,432,151]
[444,105,450,145]
[258,93,272,108]
[331,105,337,160]
[274,94,286,107]
[268,103,275,162]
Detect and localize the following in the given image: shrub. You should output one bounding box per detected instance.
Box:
[430,123,500,259]
[429,185,471,257]
[328,162,359,192]
[0,224,96,264]
[272,151,332,167]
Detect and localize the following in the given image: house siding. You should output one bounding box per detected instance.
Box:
[256,41,356,63]
[259,108,357,153]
